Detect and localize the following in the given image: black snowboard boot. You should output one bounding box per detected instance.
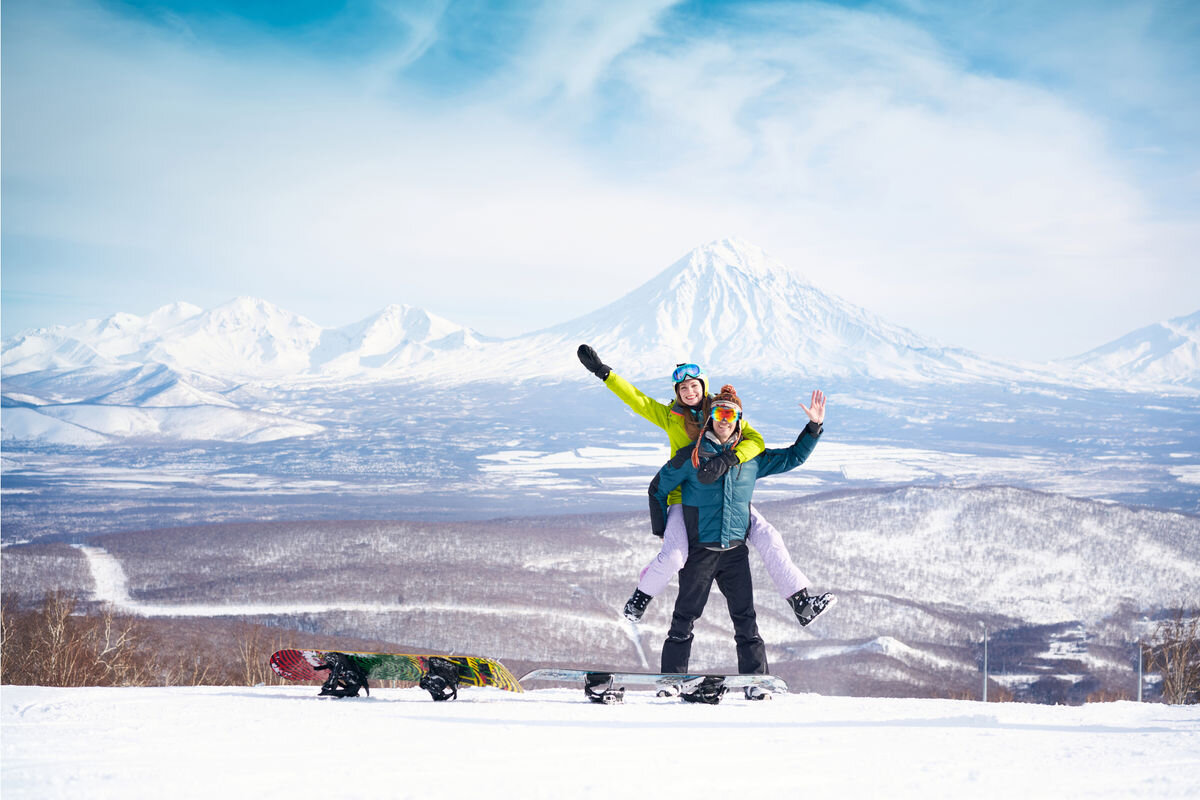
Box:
[788,588,836,627]
[623,588,653,622]
[680,676,727,705]
[584,673,625,705]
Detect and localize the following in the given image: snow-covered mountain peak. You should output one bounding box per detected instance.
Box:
[1067,309,1200,387]
[508,238,969,383]
[353,304,449,344]
[145,302,203,331]
[139,297,324,378]
[1164,310,1200,341]
[201,297,318,331]
[667,237,813,290]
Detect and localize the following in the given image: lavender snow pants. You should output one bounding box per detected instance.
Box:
[637,504,809,599]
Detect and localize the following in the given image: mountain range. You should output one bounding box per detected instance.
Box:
[0,237,1195,462]
[4,238,1197,391]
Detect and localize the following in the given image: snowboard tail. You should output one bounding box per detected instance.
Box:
[270,649,523,694]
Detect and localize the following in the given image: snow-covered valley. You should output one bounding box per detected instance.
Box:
[4,485,1195,706]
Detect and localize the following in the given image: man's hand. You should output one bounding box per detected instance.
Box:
[697,450,739,484]
[799,389,825,425]
[576,344,611,381]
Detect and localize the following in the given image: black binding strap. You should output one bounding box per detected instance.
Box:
[584,673,625,705]
[314,652,370,698]
[419,656,463,701]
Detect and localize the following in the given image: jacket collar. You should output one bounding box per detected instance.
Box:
[699,429,740,457]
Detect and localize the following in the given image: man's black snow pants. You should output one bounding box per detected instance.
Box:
[660,542,767,675]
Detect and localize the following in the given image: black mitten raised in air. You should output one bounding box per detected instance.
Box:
[576,344,611,381]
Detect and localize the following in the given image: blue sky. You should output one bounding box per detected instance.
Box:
[3,0,1198,360]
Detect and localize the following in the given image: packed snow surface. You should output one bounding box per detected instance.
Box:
[3,684,1198,799]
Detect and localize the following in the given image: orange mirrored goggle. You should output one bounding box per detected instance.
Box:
[710,405,741,424]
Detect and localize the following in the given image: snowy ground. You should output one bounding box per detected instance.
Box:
[3,684,1198,799]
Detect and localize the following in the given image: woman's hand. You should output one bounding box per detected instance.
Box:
[799,390,825,425]
[577,344,611,381]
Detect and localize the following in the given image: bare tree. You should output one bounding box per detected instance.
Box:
[1148,606,1200,705]
[234,623,291,686]
[0,591,159,686]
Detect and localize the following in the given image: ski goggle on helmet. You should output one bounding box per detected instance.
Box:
[672,363,703,383]
[672,363,708,394]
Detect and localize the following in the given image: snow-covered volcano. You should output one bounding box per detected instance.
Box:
[542,238,1013,381]
[1066,310,1200,387]
[401,238,1037,384]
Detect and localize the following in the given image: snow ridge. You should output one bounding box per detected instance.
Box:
[1066,310,1200,387]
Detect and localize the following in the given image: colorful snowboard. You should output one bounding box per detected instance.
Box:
[270,649,524,693]
[520,667,787,695]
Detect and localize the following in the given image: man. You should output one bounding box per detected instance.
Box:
[647,385,831,694]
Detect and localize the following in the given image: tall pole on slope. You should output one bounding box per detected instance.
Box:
[981,622,988,702]
[1138,638,1143,702]
[1137,615,1148,703]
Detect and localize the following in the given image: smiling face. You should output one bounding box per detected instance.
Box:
[711,415,737,442]
[676,378,704,406]
[709,403,741,443]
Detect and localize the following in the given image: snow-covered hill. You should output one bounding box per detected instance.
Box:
[3,685,1199,800]
[0,403,323,445]
[1,301,203,374]
[1067,310,1200,387]
[2,296,493,381]
[310,303,496,374]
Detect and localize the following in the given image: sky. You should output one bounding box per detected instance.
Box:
[2,0,1198,361]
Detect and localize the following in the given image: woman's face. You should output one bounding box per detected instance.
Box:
[677,379,704,406]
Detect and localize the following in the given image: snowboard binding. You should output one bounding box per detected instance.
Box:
[584,673,625,705]
[419,656,463,701]
[679,676,727,705]
[315,652,370,698]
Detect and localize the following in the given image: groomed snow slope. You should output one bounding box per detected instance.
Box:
[3,685,1198,799]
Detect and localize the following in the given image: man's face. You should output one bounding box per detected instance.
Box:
[712,415,736,442]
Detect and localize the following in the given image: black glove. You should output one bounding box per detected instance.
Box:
[577,344,611,381]
[697,450,739,484]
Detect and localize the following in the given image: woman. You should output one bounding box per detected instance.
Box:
[577,345,834,627]
[648,385,830,683]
